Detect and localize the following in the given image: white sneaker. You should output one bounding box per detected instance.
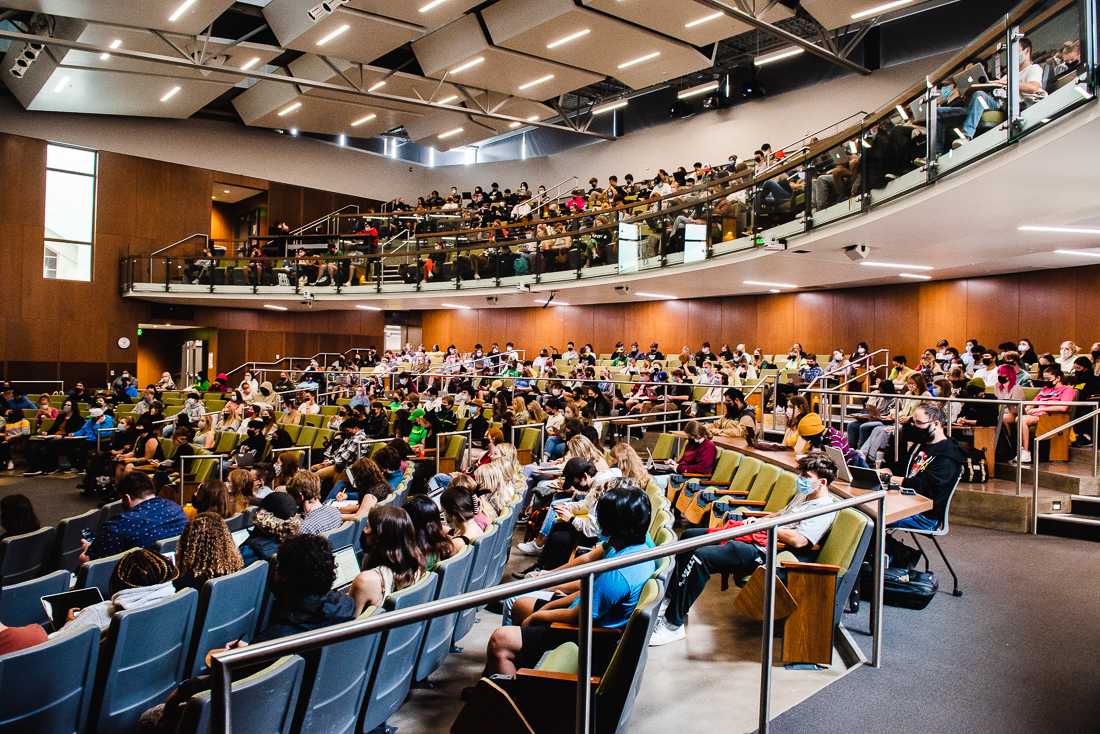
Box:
[5,461,13,470]
[525,568,551,579]
[648,617,686,647]
[516,540,544,556]
[1012,451,1032,466]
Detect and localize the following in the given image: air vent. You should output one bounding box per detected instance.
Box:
[792,249,811,254]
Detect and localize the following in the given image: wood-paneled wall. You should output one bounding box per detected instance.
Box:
[422,266,1100,359]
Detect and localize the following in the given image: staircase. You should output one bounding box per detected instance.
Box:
[1036,495,1100,542]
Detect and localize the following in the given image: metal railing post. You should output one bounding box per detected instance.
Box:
[871,493,886,667]
[1094,411,1099,478]
[892,410,900,464]
[575,573,594,734]
[758,525,778,733]
[1016,400,1024,495]
[1032,437,1041,534]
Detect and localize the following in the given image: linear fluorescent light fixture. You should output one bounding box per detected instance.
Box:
[263,304,288,311]
[316,23,350,46]
[526,114,539,121]
[356,304,382,310]
[419,0,449,11]
[593,100,628,115]
[1054,249,1100,258]
[547,28,590,49]
[351,113,376,126]
[508,121,521,128]
[437,94,458,105]
[518,74,554,91]
[685,11,723,28]
[618,51,660,70]
[678,81,719,99]
[851,0,914,20]
[755,47,803,66]
[100,38,122,61]
[536,300,569,306]
[438,127,464,139]
[240,56,261,71]
[53,76,70,93]
[168,0,197,22]
[899,273,932,280]
[449,56,484,74]
[860,261,933,270]
[743,280,797,288]
[895,104,909,121]
[160,85,181,102]
[636,292,675,299]
[1019,225,1100,235]
[768,289,781,293]
[277,101,302,116]
[367,80,386,92]
[337,133,346,146]
[441,302,470,309]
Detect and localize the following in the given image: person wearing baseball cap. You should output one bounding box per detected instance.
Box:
[796,411,867,467]
[407,407,431,449]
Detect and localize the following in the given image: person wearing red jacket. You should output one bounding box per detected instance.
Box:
[653,420,718,492]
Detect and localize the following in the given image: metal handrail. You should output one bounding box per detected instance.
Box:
[271,444,313,468]
[1032,406,1100,534]
[151,232,209,256]
[177,453,227,503]
[509,421,545,460]
[210,488,888,734]
[805,349,889,392]
[291,204,359,237]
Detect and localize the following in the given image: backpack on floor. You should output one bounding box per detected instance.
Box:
[883,567,938,610]
[960,447,988,483]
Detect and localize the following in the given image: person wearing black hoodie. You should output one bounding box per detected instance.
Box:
[890,403,965,535]
[259,533,356,641]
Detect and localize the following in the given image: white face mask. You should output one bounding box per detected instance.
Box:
[1017,344,1027,352]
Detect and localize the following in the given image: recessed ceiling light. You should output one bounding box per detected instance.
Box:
[508,121,521,128]
[449,57,484,74]
[99,39,122,61]
[356,304,382,310]
[618,51,660,70]
[316,23,350,47]
[240,56,261,71]
[160,85,181,102]
[419,0,448,11]
[441,302,470,309]
[859,261,933,270]
[1019,225,1100,235]
[593,100,628,115]
[277,101,302,116]
[351,113,376,126]
[1054,249,1100,258]
[743,280,797,288]
[851,0,914,20]
[263,304,288,311]
[768,289,781,293]
[685,11,723,28]
[222,189,230,193]
[518,74,554,91]
[547,28,590,49]
[895,104,909,121]
[754,47,804,66]
[678,81,719,99]
[53,76,70,93]
[168,0,197,22]
[437,94,458,105]
[898,273,932,280]
[636,292,675,299]
[438,127,464,139]
[367,80,386,92]
[289,128,298,136]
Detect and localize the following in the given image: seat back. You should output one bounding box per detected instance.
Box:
[516,427,540,464]
[179,655,305,734]
[100,500,125,524]
[214,431,240,453]
[304,414,324,428]
[651,433,675,462]
[361,572,440,733]
[729,456,762,492]
[415,546,475,683]
[439,434,467,473]
[451,524,499,646]
[155,535,180,554]
[0,526,57,587]
[595,578,665,733]
[293,611,381,734]
[0,625,100,733]
[815,507,872,628]
[313,428,334,450]
[297,426,318,449]
[75,548,131,596]
[53,508,103,573]
[321,521,356,551]
[0,569,70,627]
[487,507,515,584]
[283,424,302,443]
[762,473,798,512]
[648,508,672,539]
[93,588,199,734]
[225,512,249,532]
[709,448,741,485]
[187,561,269,676]
[747,462,781,497]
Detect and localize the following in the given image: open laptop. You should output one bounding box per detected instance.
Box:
[952,63,990,96]
[825,444,889,489]
[332,546,362,591]
[231,528,251,546]
[42,588,103,631]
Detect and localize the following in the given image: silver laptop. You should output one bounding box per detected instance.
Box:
[332,546,361,591]
[952,63,990,96]
[231,528,250,546]
[824,445,854,482]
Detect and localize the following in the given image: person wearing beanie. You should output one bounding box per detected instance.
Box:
[64,548,179,633]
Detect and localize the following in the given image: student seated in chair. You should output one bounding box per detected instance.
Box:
[649,452,840,647]
[81,472,188,562]
[890,404,966,536]
[1002,365,1076,466]
[481,485,653,678]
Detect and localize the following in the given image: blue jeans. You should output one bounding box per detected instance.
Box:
[962,91,1001,138]
[889,512,940,532]
[544,436,566,460]
[846,420,882,449]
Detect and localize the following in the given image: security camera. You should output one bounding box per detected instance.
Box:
[843,244,870,261]
[307,3,328,21]
[614,285,631,294]
[486,296,498,305]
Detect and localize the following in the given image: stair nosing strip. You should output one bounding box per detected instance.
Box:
[1037,513,1100,526]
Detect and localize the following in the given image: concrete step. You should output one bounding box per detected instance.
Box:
[992,460,1100,496]
[952,479,1069,533]
[1035,513,1100,542]
[1069,494,1100,517]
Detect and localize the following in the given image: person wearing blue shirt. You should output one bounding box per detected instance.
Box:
[81,472,187,562]
[66,407,114,471]
[480,481,654,677]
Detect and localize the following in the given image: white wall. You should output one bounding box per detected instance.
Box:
[422,53,949,191]
[0,96,425,200]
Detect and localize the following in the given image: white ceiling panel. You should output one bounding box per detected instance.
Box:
[580,0,792,47]
[801,0,888,30]
[351,0,482,27]
[412,14,604,100]
[471,96,555,134]
[482,0,711,89]
[0,0,236,35]
[263,0,420,64]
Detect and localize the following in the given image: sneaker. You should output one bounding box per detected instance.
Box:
[1010,450,1032,466]
[22,470,43,477]
[525,568,551,579]
[512,563,543,579]
[516,540,543,556]
[5,461,12,471]
[648,618,686,647]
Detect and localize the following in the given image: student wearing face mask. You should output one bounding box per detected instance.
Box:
[1057,341,1082,373]
[1068,357,1100,447]
[650,452,840,647]
[888,404,965,537]
[971,352,999,387]
[1016,339,1039,367]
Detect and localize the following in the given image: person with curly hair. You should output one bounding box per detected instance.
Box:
[348,505,426,615]
[174,512,244,591]
[239,492,301,565]
[334,457,392,522]
[260,534,356,640]
[405,494,458,571]
[64,548,179,633]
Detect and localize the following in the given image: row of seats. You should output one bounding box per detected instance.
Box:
[0,500,125,587]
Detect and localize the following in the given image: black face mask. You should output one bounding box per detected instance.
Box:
[914,424,936,443]
[997,376,1009,384]
[1092,350,1100,360]
[982,358,994,366]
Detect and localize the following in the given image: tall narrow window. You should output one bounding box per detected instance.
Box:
[43,143,97,281]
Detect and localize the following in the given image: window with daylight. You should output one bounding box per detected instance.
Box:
[43,143,97,281]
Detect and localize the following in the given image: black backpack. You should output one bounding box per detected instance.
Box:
[883,567,938,609]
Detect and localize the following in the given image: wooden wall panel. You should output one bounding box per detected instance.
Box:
[1019,269,1075,353]
[965,275,1019,349]
[1072,265,1100,350]
[874,286,920,359]
[560,307,595,349]
[917,280,967,352]
[216,329,247,376]
[686,300,723,351]
[756,293,796,353]
[831,289,875,354]
[792,292,835,354]
[247,331,285,365]
[720,297,758,349]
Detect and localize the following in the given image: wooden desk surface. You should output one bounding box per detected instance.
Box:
[668,431,933,524]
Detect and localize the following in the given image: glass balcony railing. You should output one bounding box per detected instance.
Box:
[121,0,1097,299]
